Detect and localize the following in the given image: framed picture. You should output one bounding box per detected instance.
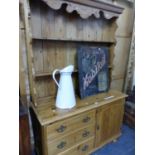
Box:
[77,46,109,99]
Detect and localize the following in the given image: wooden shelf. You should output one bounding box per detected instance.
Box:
[35,70,78,78]
[32,37,116,44]
[34,72,52,78]
[34,67,112,78]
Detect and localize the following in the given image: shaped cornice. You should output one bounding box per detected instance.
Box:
[41,0,124,19]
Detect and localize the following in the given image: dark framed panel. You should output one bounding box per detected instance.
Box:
[77,46,109,98]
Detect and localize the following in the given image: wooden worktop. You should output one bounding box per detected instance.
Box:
[31,90,127,126]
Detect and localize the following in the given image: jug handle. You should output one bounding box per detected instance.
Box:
[52,69,60,88]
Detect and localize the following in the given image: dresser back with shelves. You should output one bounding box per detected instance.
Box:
[23,0,123,107]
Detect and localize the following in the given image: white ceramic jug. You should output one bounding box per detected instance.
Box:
[52,65,76,109]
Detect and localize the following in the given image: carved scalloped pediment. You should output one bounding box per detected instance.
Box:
[41,0,124,19]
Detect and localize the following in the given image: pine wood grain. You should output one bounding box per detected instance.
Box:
[46,110,95,140]
[31,90,127,126]
[59,137,94,155]
[95,99,124,147]
[30,2,116,42]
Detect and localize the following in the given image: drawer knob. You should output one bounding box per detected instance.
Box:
[83,116,90,123]
[82,131,90,137]
[57,141,66,149]
[81,144,89,152]
[56,125,66,133]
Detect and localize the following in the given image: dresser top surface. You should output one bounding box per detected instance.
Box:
[31,90,127,126]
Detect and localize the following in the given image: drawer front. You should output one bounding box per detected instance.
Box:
[75,125,95,143]
[59,137,94,155]
[47,135,74,155]
[46,110,95,140]
[47,125,95,154]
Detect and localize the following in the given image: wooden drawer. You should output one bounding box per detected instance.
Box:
[59,137,94,155]
[75,125,95,143]
[47,135,74,155]
[46,110,95,140]
[47,125,95,155]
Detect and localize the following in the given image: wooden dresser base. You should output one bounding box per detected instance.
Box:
[30,90,127,155]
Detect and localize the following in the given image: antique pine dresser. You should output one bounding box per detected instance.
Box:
[22,0,126,154]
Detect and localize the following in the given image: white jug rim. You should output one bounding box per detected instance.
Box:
[60,65,74,73]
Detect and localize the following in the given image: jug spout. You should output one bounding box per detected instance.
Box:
[60,65,74,73]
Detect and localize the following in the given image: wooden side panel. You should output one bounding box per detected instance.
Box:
[29,108,43,155]
[112,37,131,77]
[110,37,131,91]
[110,1,134,91]
[19,114,31,155]
[110,79,124,91]
[115,1,134,37]
[19,7,30,104]
[23,0,38,106]
[20,1,33,106]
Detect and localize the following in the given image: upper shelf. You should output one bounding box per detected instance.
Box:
[41,0,124,19]
[32,37,116,44]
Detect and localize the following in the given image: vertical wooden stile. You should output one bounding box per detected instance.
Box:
[23,0,38,106]
[19,3,30,105]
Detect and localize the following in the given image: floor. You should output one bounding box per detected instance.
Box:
[91,125,135,155]
[32,124,135,155]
